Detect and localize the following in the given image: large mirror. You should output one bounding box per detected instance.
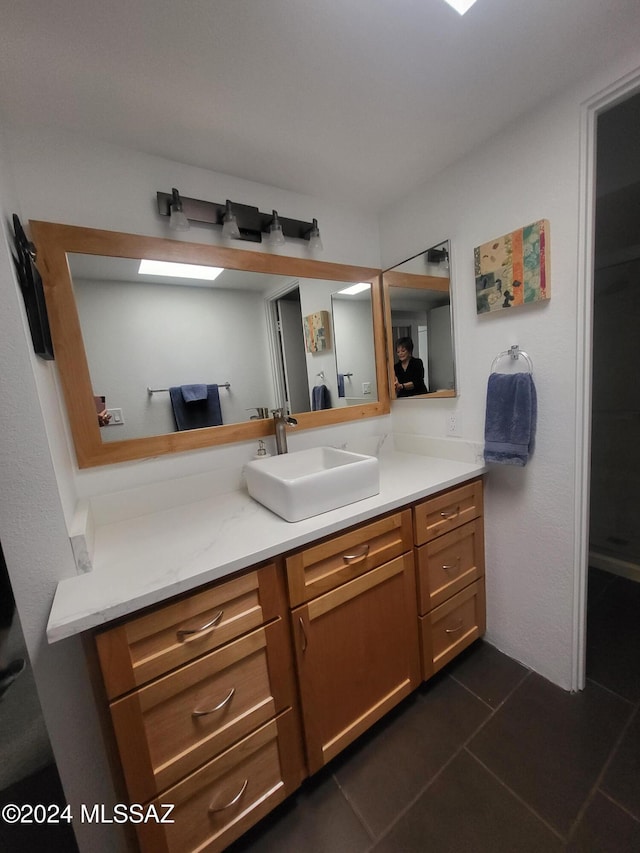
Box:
[382,241,456,400]
[31,221,389,467]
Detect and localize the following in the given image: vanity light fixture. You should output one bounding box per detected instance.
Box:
[138,259,224,281]
[157,189,322,249]
[442,0,478,14]
[338,282,370,295]
[221,200,241,240]
[168,188,190,231]
[268,210,286,246]
[307,219,323,252]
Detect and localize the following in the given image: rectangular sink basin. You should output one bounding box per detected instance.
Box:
[244,446,380,522]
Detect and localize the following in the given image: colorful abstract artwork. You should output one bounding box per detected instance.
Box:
[475,220,550,314]
[303,310,332,352]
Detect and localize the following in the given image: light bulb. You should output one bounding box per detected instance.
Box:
[168,188,189,231]
[222,200,241,239]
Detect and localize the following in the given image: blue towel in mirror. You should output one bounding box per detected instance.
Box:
[312,384,331,411]
[484,372,537,466]
[181,384,207,402]
[170,384,223,430]
[337,374,345,397]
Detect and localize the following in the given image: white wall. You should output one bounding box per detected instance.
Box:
[380,51,640,689]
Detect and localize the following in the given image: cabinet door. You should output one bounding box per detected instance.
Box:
[292,554,419,774]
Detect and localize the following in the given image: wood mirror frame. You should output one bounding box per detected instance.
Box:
[31,221,390,468]
[382,264,456,400]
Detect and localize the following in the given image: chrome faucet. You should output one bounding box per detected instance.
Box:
[271,408,298,454]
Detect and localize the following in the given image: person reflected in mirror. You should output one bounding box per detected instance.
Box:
[394,336,428,397]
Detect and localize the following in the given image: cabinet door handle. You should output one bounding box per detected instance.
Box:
[342,544,370,564]
[192,687,236,717]
[208,778,248,813]
[445,619,464,634]
[299,616,308,652]
[442,556,461,574]
[440,506,461,519]
[176,609,224,641]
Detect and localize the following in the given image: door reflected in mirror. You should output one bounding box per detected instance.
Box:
[383,241,456,400]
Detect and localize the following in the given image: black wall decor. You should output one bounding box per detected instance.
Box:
[11,214,54,360]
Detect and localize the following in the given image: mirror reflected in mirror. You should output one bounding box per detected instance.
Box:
[31,221,389,467]
[383,241,456,400]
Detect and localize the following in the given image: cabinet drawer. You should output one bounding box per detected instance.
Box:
[96,563,281,700]
[285,509,412,606]
[110,621,290,804]
[413,479,483,546]
[416,518,485,614]
[136,710,301,853]
[420,578,486,679]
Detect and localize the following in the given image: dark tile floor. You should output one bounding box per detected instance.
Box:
[1,567,638,852]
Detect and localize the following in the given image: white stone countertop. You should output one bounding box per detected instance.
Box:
[47,447,486,643]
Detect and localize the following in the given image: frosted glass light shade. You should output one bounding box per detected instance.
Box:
[308,219,323,252]
[222,200,241,239]
[269,210,285,246]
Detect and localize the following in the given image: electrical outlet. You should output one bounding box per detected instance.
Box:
[446,414,459,436]
[362,381,372,395]
[105,408,124,426]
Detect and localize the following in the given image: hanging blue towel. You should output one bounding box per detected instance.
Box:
[484,372,537,466]
[312,384,332,411]
[181,384,207,402]
[170,384,223,431]
[337,374,345,398]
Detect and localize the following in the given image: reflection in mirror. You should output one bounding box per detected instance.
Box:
[383,241,456,400]
[31,221,389,467]
[268,280,378,416]
[68,254,380,443]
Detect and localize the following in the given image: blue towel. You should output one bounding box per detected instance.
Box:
[337,374,345,398]
[169,384,223,430]
[484,372,537,466]
[181,384,207,402]
[312,384,332,411]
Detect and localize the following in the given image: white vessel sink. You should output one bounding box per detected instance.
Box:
[244,446,380,522]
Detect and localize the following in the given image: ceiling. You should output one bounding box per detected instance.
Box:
[1,0,640,211]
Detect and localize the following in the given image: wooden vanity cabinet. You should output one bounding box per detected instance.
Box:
[285,510,420,774]
[413,479,486,678]
[90,478,485,851]
[94,561,305,853]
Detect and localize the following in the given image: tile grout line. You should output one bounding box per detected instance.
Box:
[596,788,640,826]
[361,669,534,850]
[565,701,640,843]
[463,748,566,843]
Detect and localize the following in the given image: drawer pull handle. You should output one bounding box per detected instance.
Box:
[299,616,308,652]
[445,619,464,634]
[342,544,370,564]
[208,778,248,813]
[176,609,224,641]
[442,557,461,574]
[192,687,236,717]
[440,506,461,519]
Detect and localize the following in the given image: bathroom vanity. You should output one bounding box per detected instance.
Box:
[48,449,485,853]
